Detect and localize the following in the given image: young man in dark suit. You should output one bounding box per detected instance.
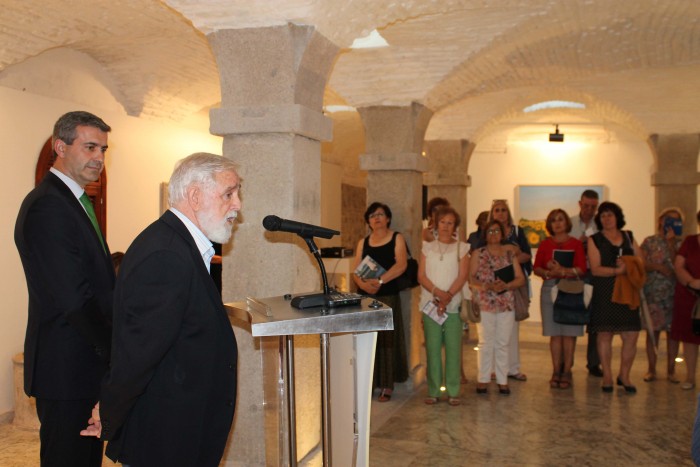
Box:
[15,111,114,466]
[82,153,240,466]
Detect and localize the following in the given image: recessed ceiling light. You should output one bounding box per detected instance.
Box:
[323,105,356,113]
[350,29,389,49]
[524,101,586,113]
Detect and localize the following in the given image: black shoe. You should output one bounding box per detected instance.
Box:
[601,385,613,393]
[616,377,637,394]
[498,385,511,395]
[588,366,604,377]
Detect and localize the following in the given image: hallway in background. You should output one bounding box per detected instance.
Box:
[0,322,696,466]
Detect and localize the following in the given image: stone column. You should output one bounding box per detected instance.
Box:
[648,134,700,226]
[358,103,432,387]
[423,139,474,232]
[208,24,338,465]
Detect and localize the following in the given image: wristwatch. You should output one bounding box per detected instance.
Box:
[378,277,384,285]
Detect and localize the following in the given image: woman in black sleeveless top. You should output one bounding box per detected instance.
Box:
[352,202,409,401]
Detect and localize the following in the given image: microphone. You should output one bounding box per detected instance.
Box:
[263,215,339,239]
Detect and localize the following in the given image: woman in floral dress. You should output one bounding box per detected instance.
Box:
[640,208,683,383]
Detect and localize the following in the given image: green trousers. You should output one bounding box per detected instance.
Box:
[422,312,463,398]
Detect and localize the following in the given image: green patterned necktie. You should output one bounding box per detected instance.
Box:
[79,192,106,252]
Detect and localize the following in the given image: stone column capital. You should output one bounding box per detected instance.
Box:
[359,153,429,172]
[423,172,471,187]
[651,171,700,186]
[210,104,332,141]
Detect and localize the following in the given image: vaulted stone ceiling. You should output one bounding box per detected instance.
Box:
[2,0,699,144]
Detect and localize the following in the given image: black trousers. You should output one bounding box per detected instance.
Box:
[35,397,103,467]
[587,331,601,369]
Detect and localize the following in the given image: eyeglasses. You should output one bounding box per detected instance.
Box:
[487,229,501,235]
[492,199,508,205]
[368,212,386,219]
[493,208,508,213]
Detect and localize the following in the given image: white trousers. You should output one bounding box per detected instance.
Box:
[508,319,521,375]
[478,311,515,385]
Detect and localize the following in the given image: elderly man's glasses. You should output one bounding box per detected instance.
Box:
[368,212,386,219]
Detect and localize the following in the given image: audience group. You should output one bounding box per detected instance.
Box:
[354,189,700,405]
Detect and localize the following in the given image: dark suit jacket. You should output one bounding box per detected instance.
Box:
[14,171,114,400]
[101,210,238,466]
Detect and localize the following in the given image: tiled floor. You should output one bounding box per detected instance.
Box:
[1,322,697,466]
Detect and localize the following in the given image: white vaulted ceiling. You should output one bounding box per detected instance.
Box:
[2,0,699,143]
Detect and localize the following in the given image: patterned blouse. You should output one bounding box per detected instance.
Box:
[641,234,680,330]
[473,247,515,313]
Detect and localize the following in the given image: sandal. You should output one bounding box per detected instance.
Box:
[508,373,527,382]
[498,384,511,395]
[558,372,572,390]
[378,388,393,402]
[643,372,656,382]
[549,372,560,388]
[668,374,680,384]
[448,397,461,406]
[424,397,438,405]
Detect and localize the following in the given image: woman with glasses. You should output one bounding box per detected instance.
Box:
[418,206,469,405]
[533,209,587,389]
[476,199,532,381]
[588,202,643,393]
[352,202,409,402]
[640,208,683,383]
[470,219,526,395]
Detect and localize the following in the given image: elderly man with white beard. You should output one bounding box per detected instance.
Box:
[82,153,241,467]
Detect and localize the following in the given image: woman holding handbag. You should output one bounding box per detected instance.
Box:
[533,209,587,389]
[417,206,469,405]
[671,209,700,390]
[470,219,526,395]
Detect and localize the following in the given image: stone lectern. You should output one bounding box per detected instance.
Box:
[226,295,392,466]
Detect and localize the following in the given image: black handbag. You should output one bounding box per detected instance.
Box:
[553,288,591,325]
[689,286,700,335]
[395,242,419,291]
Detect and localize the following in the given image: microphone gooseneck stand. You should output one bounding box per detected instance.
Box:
[302,235,332,466]
[303,236,331,295]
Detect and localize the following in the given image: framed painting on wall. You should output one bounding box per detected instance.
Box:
[515,185,606,248]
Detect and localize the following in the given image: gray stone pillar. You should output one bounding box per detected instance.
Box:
[358,103,432,387]
[423,140,474,233]
[648,134,700,226]
[208,24,338,465]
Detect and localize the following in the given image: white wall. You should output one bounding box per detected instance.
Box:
[0,83,221,415]
[466,137,656,321]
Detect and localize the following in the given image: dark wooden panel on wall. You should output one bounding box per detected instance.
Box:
[341,184,367,252]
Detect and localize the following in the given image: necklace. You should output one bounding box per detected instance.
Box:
[438,241,449,261]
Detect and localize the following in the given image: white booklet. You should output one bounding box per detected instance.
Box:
[421,299,448,325]
[354,255,387,280]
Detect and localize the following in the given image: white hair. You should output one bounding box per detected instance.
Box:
[168,153,238,206]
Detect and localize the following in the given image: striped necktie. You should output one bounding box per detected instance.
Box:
[79,192,106,252]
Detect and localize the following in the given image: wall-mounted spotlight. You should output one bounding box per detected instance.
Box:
[549,124,564,142]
